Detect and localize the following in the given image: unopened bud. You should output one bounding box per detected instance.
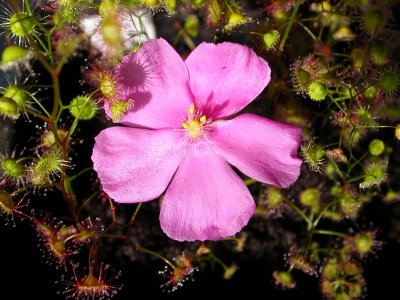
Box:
[10,12,36,37]
[308,80,327,101]
[69,96,96,120]
[1,45,29,64]
[0,96,20,119]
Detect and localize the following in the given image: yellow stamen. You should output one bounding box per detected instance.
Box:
[189,103,195,115]
[182,120,202,139]
[182,103,207,139]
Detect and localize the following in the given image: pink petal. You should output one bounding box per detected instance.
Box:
[212,113,302,188]
[92,127,185,203]
[110,38,194,128]
[185,42,271,120]
[160,143,255,241]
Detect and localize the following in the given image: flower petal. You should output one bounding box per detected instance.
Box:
[185,42,271,119]
[110,38,194,128]
[160,143,255,241]
[92,126,185,203]
[212,113,302,188]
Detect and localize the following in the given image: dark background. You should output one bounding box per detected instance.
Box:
[2,2,400,299]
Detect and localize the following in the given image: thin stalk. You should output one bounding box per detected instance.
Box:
[129,202,143,227]
[283,198,312,227]
[314,229,349,238]
[137,247,175,269]
[279,0,302,51]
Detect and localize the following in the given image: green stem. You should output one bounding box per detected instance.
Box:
[129,202,143,227]
[65,117,80,142]
[347,174,367,183]
[77,191,99,218]
[26,35,53,75]
[208,252,228,269]
[51,74,61,120]
[279,0,302,51]
[355,125,396,129]
[26,92,51,117]
[182,31,196,50]
[283,198,312,227]
[136,247,175,269]
[296,21,317,41]
[69,167,93,182]
[313,200,337,227]
[100,234,127,240]
[346,152,368,176]
[25,108,48,122]
[314,229,349,238]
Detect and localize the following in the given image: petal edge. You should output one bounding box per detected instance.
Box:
[160,143,255,241]
[212,113,302,188]
[92,126,185,203]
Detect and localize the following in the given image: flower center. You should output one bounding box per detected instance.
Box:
[182,104,207,139]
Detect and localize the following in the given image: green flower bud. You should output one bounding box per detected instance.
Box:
[369,139,385,156]
[0,96,20,119]
[354,232,374,255]
[307,80,327,101]
[300,188,320,210]
[10,12,36,37]
[267,186,284,207]
[1,157,24,178]
[3,85,28,107]
[1,45,29,64]
[184,15,199,37]
[69,96,97,120]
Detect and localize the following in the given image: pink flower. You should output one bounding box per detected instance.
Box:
[92,38,302,241]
